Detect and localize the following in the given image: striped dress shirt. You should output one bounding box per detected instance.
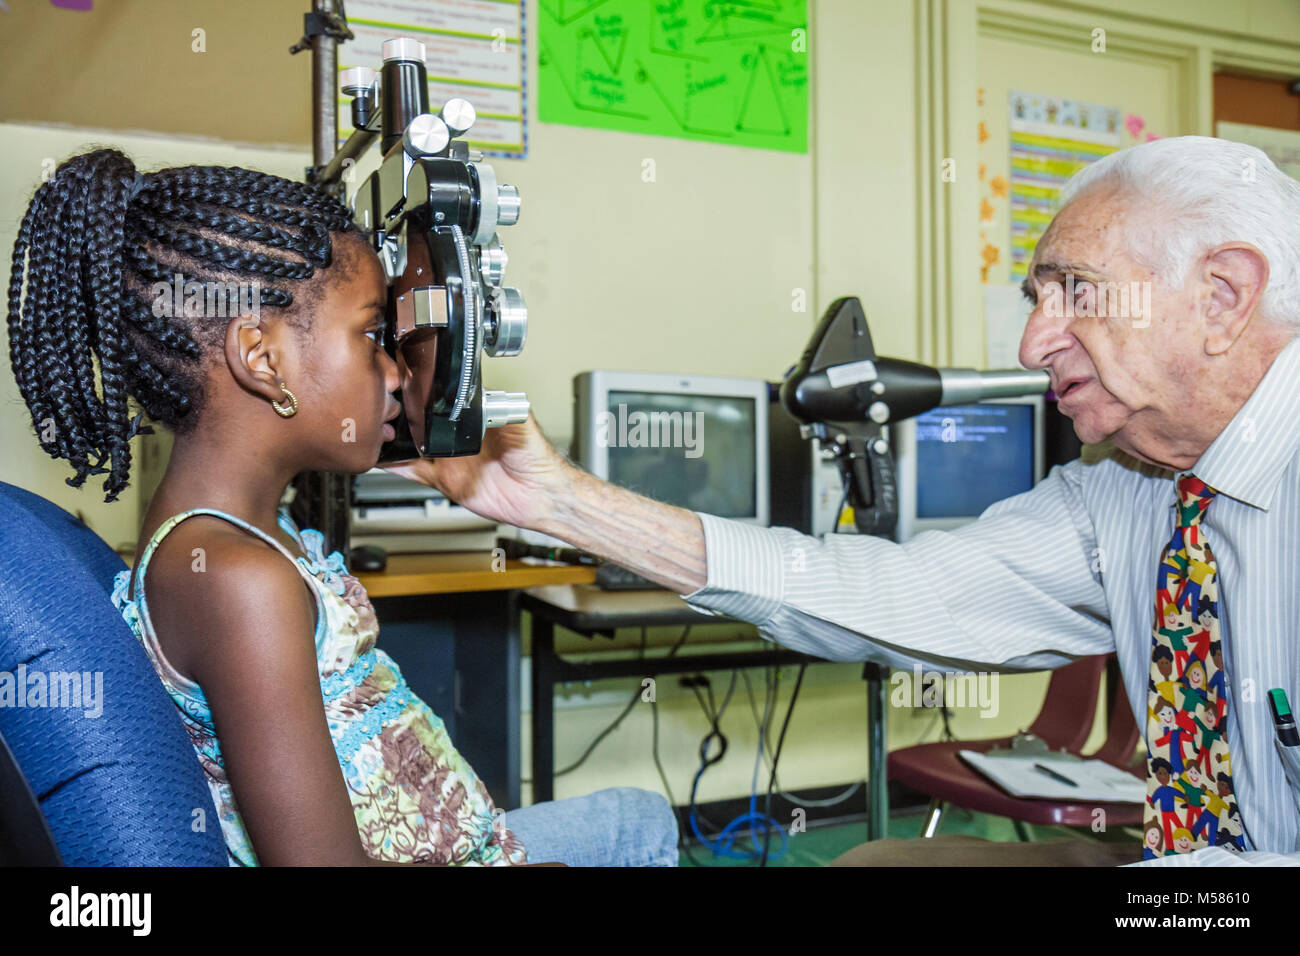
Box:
[680,334,1300,866]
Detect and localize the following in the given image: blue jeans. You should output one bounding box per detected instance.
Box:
[501,786,679,867]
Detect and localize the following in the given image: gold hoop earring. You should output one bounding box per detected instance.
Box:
[271,382,299,418]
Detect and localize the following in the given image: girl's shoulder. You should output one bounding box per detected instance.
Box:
[126,508,321,685]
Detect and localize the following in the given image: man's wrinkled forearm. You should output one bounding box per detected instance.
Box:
[536,465,708,595]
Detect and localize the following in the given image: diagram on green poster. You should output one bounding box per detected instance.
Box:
[538,0,808,153]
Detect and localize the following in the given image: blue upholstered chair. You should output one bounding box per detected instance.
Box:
[0,481,226,865]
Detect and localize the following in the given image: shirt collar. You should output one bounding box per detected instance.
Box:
[1185,333,1300,512]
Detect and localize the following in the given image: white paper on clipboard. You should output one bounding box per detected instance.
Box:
[960,750,1144,803]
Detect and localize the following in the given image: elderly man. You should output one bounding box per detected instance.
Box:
[390,135,1300,866]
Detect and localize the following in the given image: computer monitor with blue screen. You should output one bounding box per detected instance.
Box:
[892,396,1045,542]
[572,371,770,525]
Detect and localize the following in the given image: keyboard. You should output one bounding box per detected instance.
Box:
[594,562,662,591]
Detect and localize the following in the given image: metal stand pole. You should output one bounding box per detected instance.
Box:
[289,1,354,553]
[310,0,338,172]
[864,662,889,839]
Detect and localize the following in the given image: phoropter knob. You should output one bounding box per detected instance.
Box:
[496,184,520,226]
[480,236,508,286]
[382,37,426,63]
[403,113,450,159]
[340,67,377,97]
[484,287,526,357]
[483,390,530,428]
[440,98,476,137]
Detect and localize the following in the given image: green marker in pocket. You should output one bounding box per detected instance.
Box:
[1268,688,1300,747]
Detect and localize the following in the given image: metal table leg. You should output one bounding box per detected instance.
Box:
[530,616,556,804]
[864,662,889,840]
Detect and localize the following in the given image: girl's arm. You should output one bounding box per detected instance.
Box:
[150,524,562,866]
[160,532,390,865]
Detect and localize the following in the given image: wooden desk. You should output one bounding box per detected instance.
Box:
[352,553,595,810]
[354,553,596,597]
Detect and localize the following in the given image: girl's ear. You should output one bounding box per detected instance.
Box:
[224,315,287,402]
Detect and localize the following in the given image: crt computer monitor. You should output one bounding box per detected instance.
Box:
[891,396,1045,542]
[572,371,770,526]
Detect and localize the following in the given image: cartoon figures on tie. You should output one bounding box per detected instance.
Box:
[1155,592,1193,672]
[1142,818,1164,860]
[1154,693,1194,774]
[1177,658,1210,717]
[1206,640,1227,723]
[1190,771,1234,845]
[1169,826,1196,854]
[1178,525,1216,612]
[1149,694,1178,752]
[1148,645,1177,703]
[1186,593,1215,665]
[1189,700,1225,775]
[1177,763,1209,830]
[1148,757,1190,851]
[1217,799,1245,850]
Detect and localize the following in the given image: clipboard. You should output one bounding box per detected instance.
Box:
[960,750,1145,803]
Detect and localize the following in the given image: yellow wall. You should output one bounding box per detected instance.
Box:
[0,1,312,146]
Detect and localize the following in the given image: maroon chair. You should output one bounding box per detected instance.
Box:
[888,654,1145,839]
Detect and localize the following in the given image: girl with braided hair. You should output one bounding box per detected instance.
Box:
[6,147,539,866]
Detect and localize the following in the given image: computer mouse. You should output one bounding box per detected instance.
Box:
[349,544,388,573]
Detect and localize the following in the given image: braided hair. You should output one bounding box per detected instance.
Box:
[7,148,363,502]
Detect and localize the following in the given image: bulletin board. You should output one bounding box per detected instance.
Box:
[972,31,1181,368]
[537,0,809,153]
[344,0,526,157]
[1005,92,1122,283]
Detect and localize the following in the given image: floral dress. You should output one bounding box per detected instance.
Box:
[111,505,528,867]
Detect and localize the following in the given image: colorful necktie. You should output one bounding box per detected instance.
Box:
[1143,474,1245,859]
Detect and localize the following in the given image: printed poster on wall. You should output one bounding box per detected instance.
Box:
[342,0,527,157]
[1008,91,1122,280]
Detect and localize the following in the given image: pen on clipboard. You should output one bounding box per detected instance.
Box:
[1268,688,1300,746]
[1034,763,1078,787]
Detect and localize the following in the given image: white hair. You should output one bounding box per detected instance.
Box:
[1057,135,1300,330]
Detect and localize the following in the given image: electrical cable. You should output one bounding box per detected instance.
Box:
[743,660,778,855]
[523,616,791,864]
[833,481,850,534]
[685,670,736,843]
[740,667,869,809]
[685,665,790,863]
[640,625,704,865]
[522,624,691,785]
[760,661,807,866]
[941,694,956,741]
[519,684,640,783]
[652,685,706,867]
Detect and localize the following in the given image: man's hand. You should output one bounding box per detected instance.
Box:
[378,409,709,594]
[379,411,575,530]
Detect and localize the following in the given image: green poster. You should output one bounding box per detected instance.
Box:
[538,0,809,153]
